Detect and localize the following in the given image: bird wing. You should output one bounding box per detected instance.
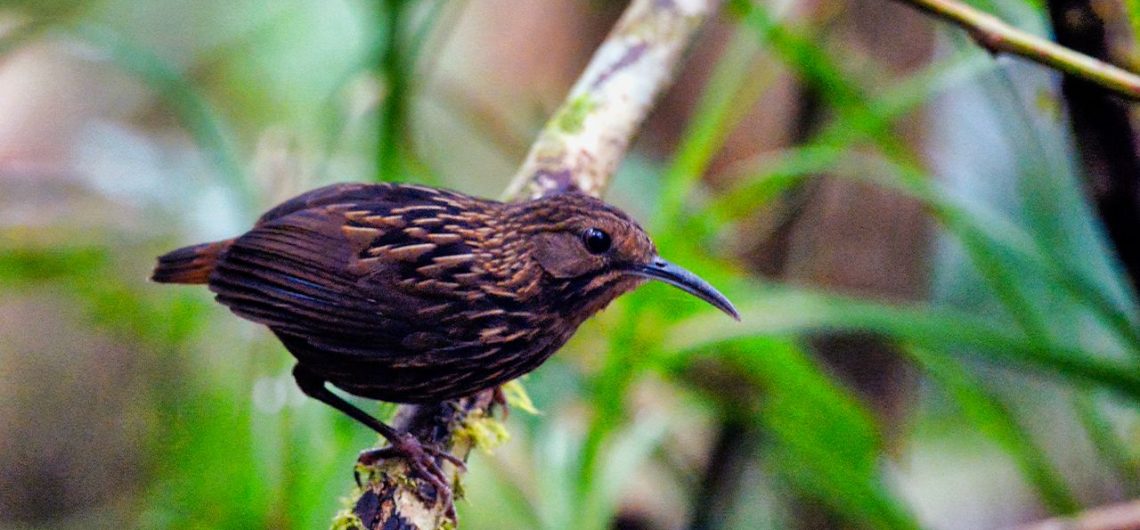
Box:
[208,184,496,360]
[254,182,382,226]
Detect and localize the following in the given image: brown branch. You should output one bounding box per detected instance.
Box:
[503,0,722,200]
[343,394,496,530]
[887,0,1140,100]
[340,1,722,528]
[1019,499,1140,530]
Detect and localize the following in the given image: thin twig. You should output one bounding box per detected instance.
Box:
[1019,499,1140,530]
[888,0,1140,100]
[342,1,721,528]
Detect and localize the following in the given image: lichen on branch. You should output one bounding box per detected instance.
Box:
[504,0,722,201]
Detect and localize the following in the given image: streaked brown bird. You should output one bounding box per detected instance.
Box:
[152,182,737,504]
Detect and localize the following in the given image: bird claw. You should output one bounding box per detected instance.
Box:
[490,386,510,420]
[354,433,465,516]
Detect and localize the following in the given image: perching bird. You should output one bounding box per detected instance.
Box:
[152,182,737,505]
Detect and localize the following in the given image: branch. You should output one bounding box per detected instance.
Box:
[340,1,721,528]
[503,0,721,200]
[888,0,1140,100]
[1019,499,1140,530]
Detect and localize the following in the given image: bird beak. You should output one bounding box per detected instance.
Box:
[625,258,740,321]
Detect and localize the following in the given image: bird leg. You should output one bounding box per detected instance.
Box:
[291,365,464,510]
[356,434,466,511]
[490,385,510,420]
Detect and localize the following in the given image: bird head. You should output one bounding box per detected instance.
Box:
[511,193,739,321]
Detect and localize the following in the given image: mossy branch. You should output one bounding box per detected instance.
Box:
[503,0,724,200]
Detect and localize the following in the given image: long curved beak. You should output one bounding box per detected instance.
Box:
[625,258,740,321]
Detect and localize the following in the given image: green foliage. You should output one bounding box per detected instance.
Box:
[686,338,919,530]
[905,347,1079,512]
[5,0,1140,528]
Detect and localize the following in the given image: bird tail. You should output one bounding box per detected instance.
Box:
[151,239,234,284]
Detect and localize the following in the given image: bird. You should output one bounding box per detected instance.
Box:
[151,182,738,506]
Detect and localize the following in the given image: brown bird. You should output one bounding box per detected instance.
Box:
[152,182,737,504]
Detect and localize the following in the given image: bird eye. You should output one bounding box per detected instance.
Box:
[582,228,612,254]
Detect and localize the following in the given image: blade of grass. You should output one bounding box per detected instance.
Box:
[375,0,410,182]
[62,24,254,213]
[406,0,461,76]
[656,24,781,231]
[574,302,646,523]
[734,0,1069,346]
[669,338,919,530]
[983,62,1140,353]
[729,0,1085,346]
[704,44,994,226]
[316,0,457,186]
[716,6,1140,501]
[665,284,1140,401]
[719,5,1125,512]
[904,345,1079,513]
[983,64,1136,320]
[1072,391,1140,496]
[674,20,992,261]
[576,20,786,525]
[1128,0,1140,50]
[710,147,1140,357]
[710,142,1140,499]
[729,0,1131,348]
[727,0,918,164]
[876,154,1140,355]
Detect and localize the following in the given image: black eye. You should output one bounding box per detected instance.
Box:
[582,228,612,254]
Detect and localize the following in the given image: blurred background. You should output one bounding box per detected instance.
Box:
[3,0,1140,528]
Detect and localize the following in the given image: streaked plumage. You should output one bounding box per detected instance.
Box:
[152,182,737,507]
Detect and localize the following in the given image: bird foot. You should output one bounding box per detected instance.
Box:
[355,433,466,514]
[490,385,510,420]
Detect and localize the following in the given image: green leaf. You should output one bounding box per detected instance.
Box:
[665,284,1140,402]
[904,346,1079,513]
[3,21,254,212]
[1072,392,1140,496]
[710,148,1140,357]
[502,379,541,416]
[656,24,777,231]
[63,23,254,212]
[673,338,918,530]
